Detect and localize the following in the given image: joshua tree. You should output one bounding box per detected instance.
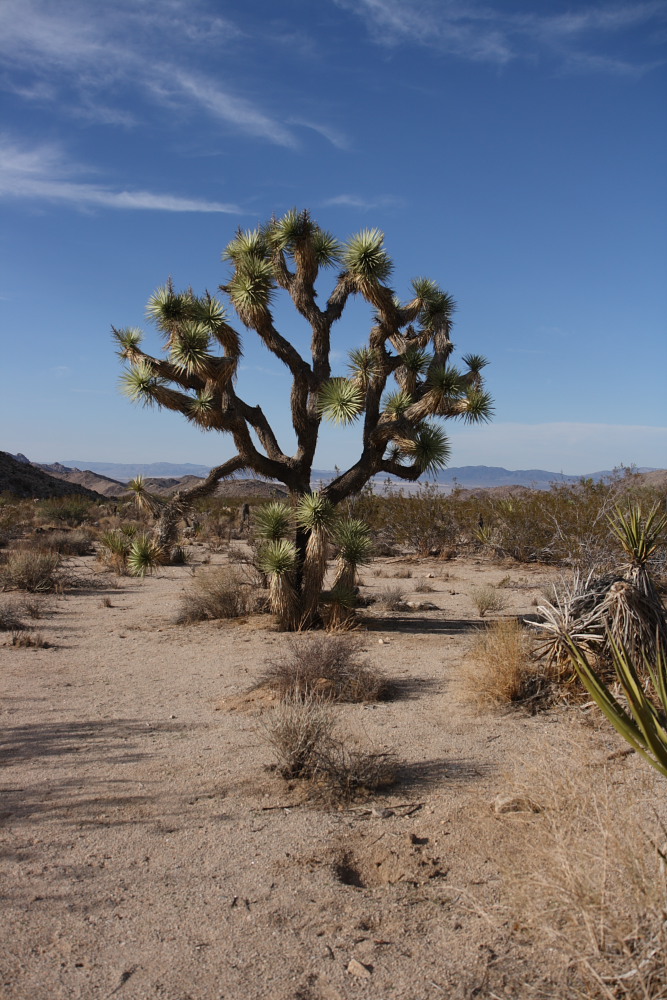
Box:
[114,209,492,626]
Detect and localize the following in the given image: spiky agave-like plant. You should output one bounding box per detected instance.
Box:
[566,634,667,779]
[326,518,374,629]
[115,210,493,628]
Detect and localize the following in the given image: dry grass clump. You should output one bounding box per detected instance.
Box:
[261,633,392,703]
[465,618,551,707]
[0,601,25,631]
[414,580,435,593]
[470,584,508,617]
[10,630,48,648]
[494,753,667,999]
[0,546,62,593]
[378,584,407,611]
[264,695,398,803]
[38,529,94,556]
[176,565,258,623]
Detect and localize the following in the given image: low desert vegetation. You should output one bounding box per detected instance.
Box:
[259,633,392,703]
[493,751,667,999]
[466,618,552,708]
[0,546,62,593]
[176,565,259,623]
[9,630,48,648]
[264,694,398,803]
[470,583,507,617]
[0,600,26,631]
[37,529,94,556]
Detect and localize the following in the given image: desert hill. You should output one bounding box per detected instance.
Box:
[0,452,103,500]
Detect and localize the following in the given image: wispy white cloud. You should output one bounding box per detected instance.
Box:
[0,0,340,148]
[323,193,404,210]
[0,136,242,213]
[289,118,349,150]
[166,72,297,148]
[334,0,666,74]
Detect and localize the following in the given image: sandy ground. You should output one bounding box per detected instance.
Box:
[0,550,659,999]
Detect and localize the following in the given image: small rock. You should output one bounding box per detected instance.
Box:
[347,958,372,979]
[378,638,390,645]
[493,794,542,815]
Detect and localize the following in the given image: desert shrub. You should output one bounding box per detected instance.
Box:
[495,755,667,999]
[466,619,550,707]
[470,585,507,617]
[10,630,48,648]
[378,585,407,611]
[264,695,398,802]
[0,602,25,631]
[38,529,95,556]
[0,546,61,592]
[260,633,391,703]
[38,496,95,526]
[176,565,258,623]
[98,529,131,574]
[19,596,52,619]
[414,580,435,593]
[168,544,189,565]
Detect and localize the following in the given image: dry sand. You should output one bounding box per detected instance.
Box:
[1,551,660,999]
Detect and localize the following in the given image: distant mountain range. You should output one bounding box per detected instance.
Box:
[59,459,658,490]
[3,453,664,500]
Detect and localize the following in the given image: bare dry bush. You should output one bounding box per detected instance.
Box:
[0,601,25,631]
[378,585,407,611]
[0,546,62,592]
[264,695,398,803]
[494,753,667,999]
[10,630,48,648]
[260,633,391,703]
[176,566,259,623]
[37,529,95,556]
[465,619,552,707]
[470,584,508,617]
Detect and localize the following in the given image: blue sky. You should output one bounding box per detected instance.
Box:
[1,0,665,475]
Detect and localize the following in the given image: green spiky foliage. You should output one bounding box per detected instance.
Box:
[296,493,337,627]
[331,518,373,594]
[115,209,492,629]
[253,502,294,541]
[127,533,164,578]
[258,538,300,630]
[567,635,667,779]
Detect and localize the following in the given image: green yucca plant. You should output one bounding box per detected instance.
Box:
[567,635,667,779]
[296,493,337,627]
[253,502,294,541]
[127,533,163,578]
[258,538,299,630]
[608,502,667,570]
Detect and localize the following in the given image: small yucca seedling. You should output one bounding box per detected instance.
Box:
[127,534,163,577]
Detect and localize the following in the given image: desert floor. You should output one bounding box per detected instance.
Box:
[1,550,662,1000]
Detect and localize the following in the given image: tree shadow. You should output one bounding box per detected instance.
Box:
[393,757,491,792]
[363,615,482,635]
[0,718,184,766]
